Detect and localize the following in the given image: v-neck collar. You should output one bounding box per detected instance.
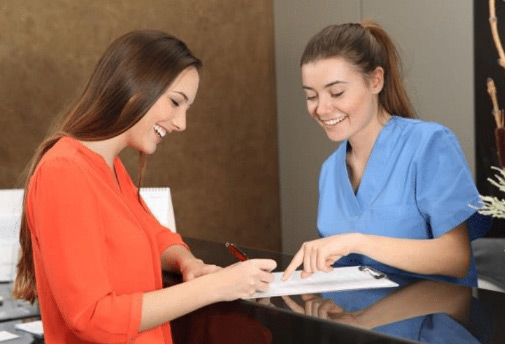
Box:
[60,137,123,193]
[338,116,397,213]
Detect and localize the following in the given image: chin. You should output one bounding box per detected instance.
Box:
[140,144,158,155]
[324,129,347,143]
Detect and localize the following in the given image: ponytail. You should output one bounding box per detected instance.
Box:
[361,20,416,119]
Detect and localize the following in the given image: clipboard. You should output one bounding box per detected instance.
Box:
[246,266,398,299]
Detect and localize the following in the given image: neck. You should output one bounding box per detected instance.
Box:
[348,110,391,163]
[78,136,125,170]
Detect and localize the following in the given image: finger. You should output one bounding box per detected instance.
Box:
[303,245,312,276]
[301,294,318,301]
[310,245,319,274]
[257,281,270,292]
[282,247,305,280]
[317,248,328,272]
[183,272,195,281]
[251,258,277,272]
[304,297,314,316]
[256,297,272,306]
[327,255,341,265]
[282,296,304,314]
[310,297,323,317]
[300,270,313,279]
[260,271,275,283]
[204,264,222,274]
[319,299,336,318]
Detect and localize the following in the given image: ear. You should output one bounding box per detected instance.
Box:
[369,66,385,94]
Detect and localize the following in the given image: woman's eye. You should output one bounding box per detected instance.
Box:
[306,95,317,101]
[331,91,344,98]
[170,99,180,107]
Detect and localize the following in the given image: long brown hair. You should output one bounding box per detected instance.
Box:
[13,30,202,303]
[300,20,416,119]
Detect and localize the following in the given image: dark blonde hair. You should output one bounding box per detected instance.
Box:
[13,30,202,303]
[301,20,416,119]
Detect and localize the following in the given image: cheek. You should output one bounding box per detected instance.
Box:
[306,102,317,115]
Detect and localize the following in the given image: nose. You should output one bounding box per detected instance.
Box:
[172,110,186,132]
[315,96,333,117]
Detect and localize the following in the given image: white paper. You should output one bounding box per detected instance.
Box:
[139,188,176,232]
[15,320,44,337]
[0,189,24,281]
[0,331,19,341]
[246,266,398,299]
[0,213,22,282]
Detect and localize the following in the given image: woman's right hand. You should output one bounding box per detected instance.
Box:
[213,259,277,301]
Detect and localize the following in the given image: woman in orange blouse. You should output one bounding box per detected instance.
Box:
[13,30,276,343]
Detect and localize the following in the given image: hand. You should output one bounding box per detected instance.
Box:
[282,294,360,326]
[214,259,277,301]
[282,234,360,280]
[179,258,222,282]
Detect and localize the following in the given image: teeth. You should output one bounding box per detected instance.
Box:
[322,117,346,126]
[154,124,167,138]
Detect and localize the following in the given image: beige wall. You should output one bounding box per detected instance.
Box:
[274,0,474,253]
[0,1,281,251]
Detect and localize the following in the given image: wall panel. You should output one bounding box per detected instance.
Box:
[0,0,281,251]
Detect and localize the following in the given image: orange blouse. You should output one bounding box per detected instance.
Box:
[27,137,187,343]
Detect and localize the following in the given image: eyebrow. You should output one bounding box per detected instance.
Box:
[171,91,189,101]
[302,80,348,90]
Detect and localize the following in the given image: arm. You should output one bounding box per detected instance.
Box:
[281,279,471,329]
[139,259,276,332]
[356,222,471,278]
[283,222,471,280]
[353,279,471,329]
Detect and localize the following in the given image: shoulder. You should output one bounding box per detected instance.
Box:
[31,137,104,187]
[390,116,459,150]
[392,116,453,137]
[36,138,84,172]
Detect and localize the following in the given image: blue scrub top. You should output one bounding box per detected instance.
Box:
[317,116,490,286]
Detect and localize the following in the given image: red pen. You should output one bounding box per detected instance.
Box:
[225,242,248,261]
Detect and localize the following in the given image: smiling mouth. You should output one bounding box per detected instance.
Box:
[154,124,167,138]
[321,116,346,127]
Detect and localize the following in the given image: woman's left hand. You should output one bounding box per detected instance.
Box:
[179,258,222,281]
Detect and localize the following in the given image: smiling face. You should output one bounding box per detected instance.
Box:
[125,67,200,154]
[301,57,386,144]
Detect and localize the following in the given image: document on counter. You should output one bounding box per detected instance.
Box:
[0,331,19,342]
[246,266,398,299]
[0,214,21,282]
[15,320,44,338]
[0,189,24,282]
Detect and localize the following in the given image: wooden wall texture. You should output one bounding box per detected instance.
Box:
[0,0,281,251]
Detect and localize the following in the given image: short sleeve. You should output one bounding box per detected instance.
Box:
[415,126,489,239]
[27,159,142,342]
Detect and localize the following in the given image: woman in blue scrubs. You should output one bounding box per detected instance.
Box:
[282,21,488,286]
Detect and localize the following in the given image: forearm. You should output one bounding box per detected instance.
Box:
[139,258,277,332]
[139,273,222,332]
[354,224,471,278]
[355,280,471,328]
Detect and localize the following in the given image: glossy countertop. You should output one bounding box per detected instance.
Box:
[171,237,505,344]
